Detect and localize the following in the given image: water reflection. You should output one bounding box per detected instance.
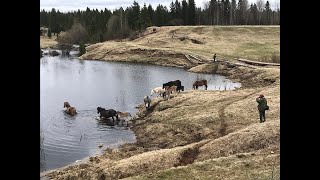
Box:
[40,128,46,172]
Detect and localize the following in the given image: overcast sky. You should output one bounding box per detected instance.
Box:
[40,0,280,12]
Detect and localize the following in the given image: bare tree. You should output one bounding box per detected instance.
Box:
[242,0,249,24]
[256,0,265,25]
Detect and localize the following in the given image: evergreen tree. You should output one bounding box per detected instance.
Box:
[147,4,154,25]
[265,1,271,24]
[188,0,196,25]
[47,28,52,38]
[175,0,182,20]
[141,3,151,29]
[79,43,86,56]
[181,0,188,25]
[231,0,237,25]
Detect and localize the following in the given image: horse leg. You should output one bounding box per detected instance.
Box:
[205,85,207,90]
[111,116,115,125]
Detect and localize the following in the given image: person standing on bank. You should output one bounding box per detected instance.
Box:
[256,94,268,123]
[213,54,217,62]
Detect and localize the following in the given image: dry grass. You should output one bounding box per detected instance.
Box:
[40,36,58,49]
[126,149,279,180]
[80,26,279,64]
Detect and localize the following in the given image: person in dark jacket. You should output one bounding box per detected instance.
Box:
[256,94,268,123]
[213,54,217,62]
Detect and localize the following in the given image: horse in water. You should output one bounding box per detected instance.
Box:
[97,107,119,124]
[144,96,151,109]
[117,111,132,126]
[193,80,208,90]
[63,102,77,116]
[117,111,132,119]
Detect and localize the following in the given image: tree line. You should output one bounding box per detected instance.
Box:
[40,0,280,43]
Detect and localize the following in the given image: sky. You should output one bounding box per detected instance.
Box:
[40,0,280,13]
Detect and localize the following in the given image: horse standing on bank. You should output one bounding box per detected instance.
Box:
[144,96,151,109]
[164,85,177,100]
[163,80,184,92]
[193,79,208,90]
[151,87,166,97]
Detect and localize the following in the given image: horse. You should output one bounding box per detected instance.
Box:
[97,107,119,124]
[151,87,166,97]
[164,86,177,100]
[63,102,77,116]
[116,111,132,127]
[177,85,184,92]
[117,111,132,119]
[193,80,208,90]
[163,80,183,92]
[144,96,151,109]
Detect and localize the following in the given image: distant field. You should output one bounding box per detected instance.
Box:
[40,35,58,49]
[138,25,280,63]
[82,25,280,64]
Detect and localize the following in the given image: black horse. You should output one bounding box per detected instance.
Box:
[97,107,119,124]
[163,80,183,92]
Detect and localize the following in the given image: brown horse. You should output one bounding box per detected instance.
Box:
[164,85,177,100]
[117,111,132,119]
[193,80,208,90]
[63,102,77,116]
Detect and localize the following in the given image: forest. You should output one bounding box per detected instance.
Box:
[40,0,280,43]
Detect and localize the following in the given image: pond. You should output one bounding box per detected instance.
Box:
[40,53,241,172]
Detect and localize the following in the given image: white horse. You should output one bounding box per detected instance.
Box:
[151,87,166,97]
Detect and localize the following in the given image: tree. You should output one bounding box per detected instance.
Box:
[147,4,154,25]
[105,15,121,40]
[256,0,265,25]
[47,28,52,38]
[224,0,231,25]
[182,0,188,25]
[175,0,182,20]
[169,1,176,21]
[141,3,152,28]
[79,43,86,56]
[188,0,196,25]
[230,0,236,24]
[57,22,88,45]
[131,1,141,30]
[264,1,271,25]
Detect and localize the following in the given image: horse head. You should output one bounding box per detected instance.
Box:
[64,102,71,108]
[97,107,105,114]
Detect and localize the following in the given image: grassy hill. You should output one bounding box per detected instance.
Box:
[80,26,280,65]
